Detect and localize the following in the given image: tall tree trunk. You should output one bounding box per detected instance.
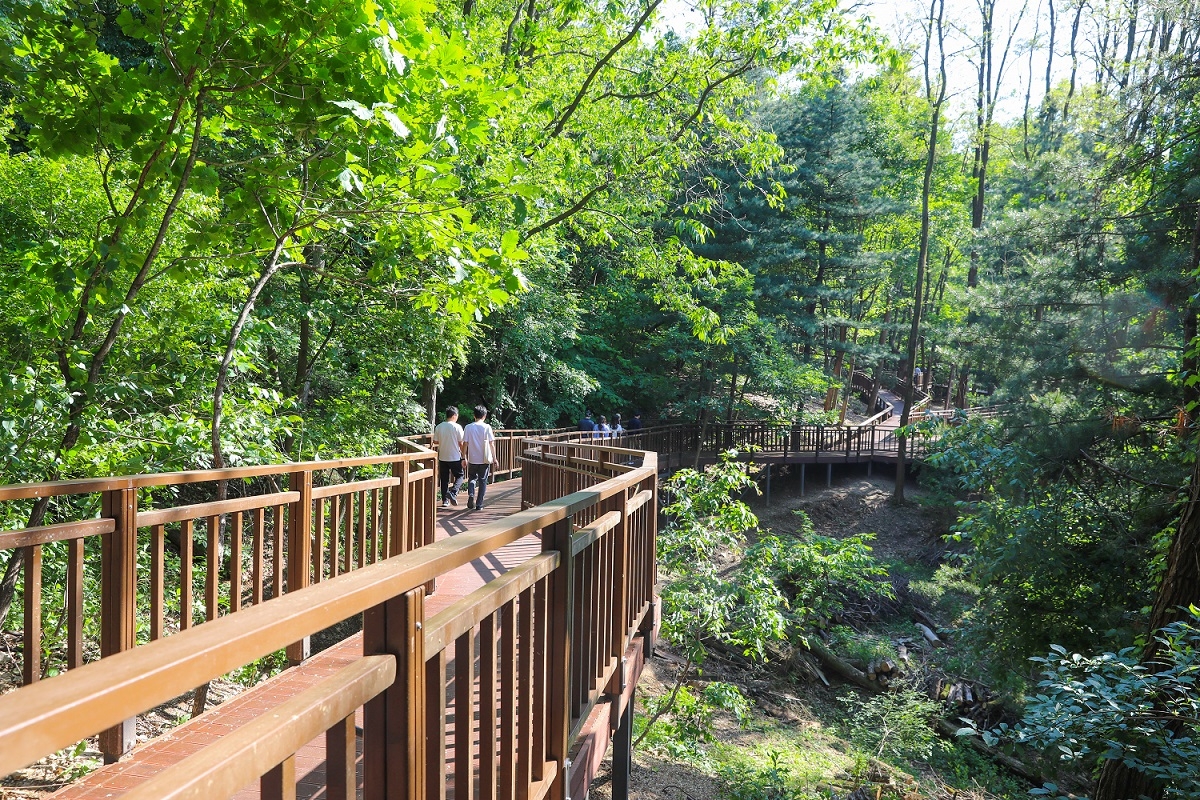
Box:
[896,0,947,503]
[825,326,848,411]
[423,376,439,428]
[1064,2,1083,122]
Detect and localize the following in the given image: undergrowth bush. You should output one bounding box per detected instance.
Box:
[838,683,941,763]
[635,682,749,761]
[719,751,810,800]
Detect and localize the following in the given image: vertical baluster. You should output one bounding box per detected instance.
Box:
[343,493,354,575]
[455,630,476,800]
[22,544,42,684]
[369,488,380,564]
[516,589,533,799]
[229,511,243,613]
[500,602,517,800]
[574,548,588,710]
[591,540,603,691]
[603,533,615,677]
[330,495,342,578]
[379,487,391,561]
[479,613,498,800]
[326,713,356,800]
[426,649,447,800]
[150,523,165,640]
[253,508,265,605]
[180,519,194,630]
[544,516,574,800]
[357,490,367,569]
[261,755,296,800]
[67,537,84,668]
[205,514,220,621]
[425,463,436,547]
[273,504,285,599]
[531,580,548,783]
[313,498,325,583]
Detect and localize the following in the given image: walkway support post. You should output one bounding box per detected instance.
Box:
[363,587,426,800]
[100,486,137,763]
[612,685,634,800]
[544,515,575,800]
[287,469,313,665]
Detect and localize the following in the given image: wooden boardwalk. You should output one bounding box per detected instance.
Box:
[51,480,537,800]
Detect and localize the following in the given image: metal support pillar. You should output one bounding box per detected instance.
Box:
[826,463,832,487]
[613,686,634,800]
[800,464,805,496]
[867,460,873,477]
[765,464,771,507]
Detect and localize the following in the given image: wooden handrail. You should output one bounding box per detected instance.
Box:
[0,445,435,502]
[137,491,300,527]
[119,655,397,800]
[0,461,652,776]
[0,518,115,549]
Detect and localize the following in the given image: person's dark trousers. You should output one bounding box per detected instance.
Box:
[439,459,464,503]
[467,463,491,509]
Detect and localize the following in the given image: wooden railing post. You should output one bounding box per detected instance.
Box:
[287,469,313,665]
[363,587,426,800]
[543,516,574,800]
[391,459,410,557]
[608,491,630,684]
[100,486,137,762]
[423,456,437,595]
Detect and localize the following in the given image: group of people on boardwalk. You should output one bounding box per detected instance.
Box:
[432,405,646,509]
[578,409,642,438]
[432,405,497,511]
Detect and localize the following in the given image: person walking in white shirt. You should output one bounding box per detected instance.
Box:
[463,405,498,511]
[433,406,467,507]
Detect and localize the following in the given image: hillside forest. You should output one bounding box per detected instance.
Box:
[1,0,1200,798]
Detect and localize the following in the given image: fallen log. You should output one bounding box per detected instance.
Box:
[916,622,942,646]
[805,637,877,692]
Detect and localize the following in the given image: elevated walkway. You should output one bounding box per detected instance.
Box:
[1,440,658,800]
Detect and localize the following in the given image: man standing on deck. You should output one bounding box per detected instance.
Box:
[464,405,499,511]
[433,406,466,507]
[579,409,595,432]
[626,411,643,431]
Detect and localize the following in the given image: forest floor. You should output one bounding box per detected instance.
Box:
[590,469,1038,800]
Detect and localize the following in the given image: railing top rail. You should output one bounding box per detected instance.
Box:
[522,436,654,459]
[856,404,895,427]
[120,655,397,800]
[0,441,436,503]
[0,442,655,776]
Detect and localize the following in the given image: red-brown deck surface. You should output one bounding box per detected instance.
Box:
[53,478,537,800]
